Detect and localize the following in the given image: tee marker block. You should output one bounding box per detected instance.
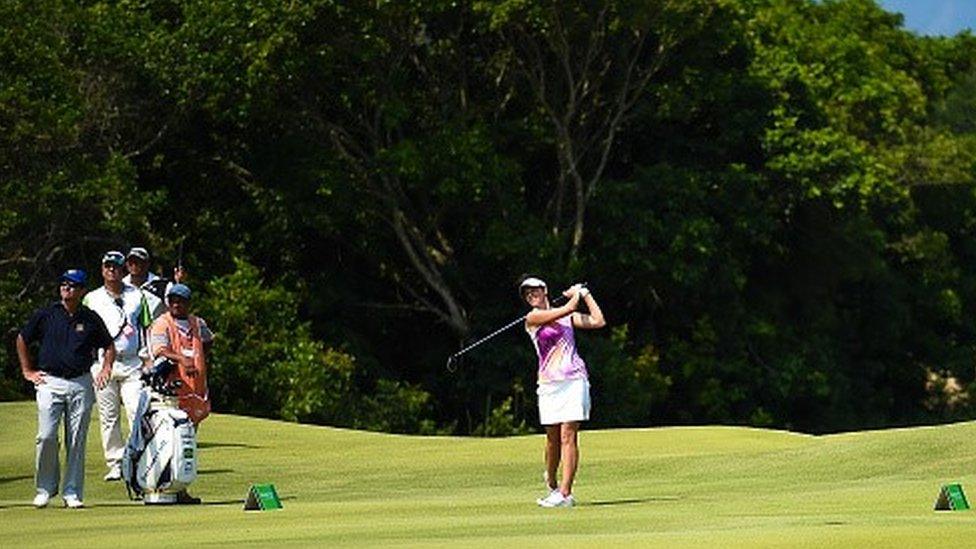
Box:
[934,483,969,511]
[244,483,283,511]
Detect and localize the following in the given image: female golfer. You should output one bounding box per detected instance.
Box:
[520,276,605,508]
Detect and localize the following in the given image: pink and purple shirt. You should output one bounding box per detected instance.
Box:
[526,315,588,383]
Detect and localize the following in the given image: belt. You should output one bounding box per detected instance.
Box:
[43,369,90,380]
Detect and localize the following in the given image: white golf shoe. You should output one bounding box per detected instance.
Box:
[32,490,50,508]
[63,495,84,509]
[103,467,122,482]
[537,490,574,508]
[536,488,560,506]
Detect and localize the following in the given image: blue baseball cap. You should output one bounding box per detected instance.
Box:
[59,269,87,285]
[167,283,191,301]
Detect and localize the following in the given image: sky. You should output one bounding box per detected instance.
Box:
[879,0,976,36]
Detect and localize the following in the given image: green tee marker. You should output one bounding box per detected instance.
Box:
[244,483,283,511]
[934,483,969,511]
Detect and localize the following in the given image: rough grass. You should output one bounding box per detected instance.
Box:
[1,401,975,547]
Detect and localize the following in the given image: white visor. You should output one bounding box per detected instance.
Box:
[519,277,547,290]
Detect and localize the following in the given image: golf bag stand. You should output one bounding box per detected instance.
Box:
[122,358,198,504]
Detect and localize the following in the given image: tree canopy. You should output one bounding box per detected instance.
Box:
[4,0,976,434]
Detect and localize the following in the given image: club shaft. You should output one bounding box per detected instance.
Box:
[449,315,526,360]
[447,285,584,362]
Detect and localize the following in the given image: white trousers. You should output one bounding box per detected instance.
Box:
[35,373,95,499]
[90,363,143,470]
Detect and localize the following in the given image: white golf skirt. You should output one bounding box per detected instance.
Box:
[537,378,591,425]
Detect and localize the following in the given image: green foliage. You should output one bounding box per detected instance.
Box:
[356,379,454,436]
[470,380,533,437]
[471,396,531,437]
[200,258,339,419]
[198,258,443,431]
[6,0,976,434]
[275,342,357,425]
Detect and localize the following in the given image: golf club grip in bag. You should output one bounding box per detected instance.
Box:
[445,282,587,372]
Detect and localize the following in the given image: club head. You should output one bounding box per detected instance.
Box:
[446,355,458,373]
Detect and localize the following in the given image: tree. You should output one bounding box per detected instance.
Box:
[0,0,168,356]
[271,1,522,338]
[478,0,718,265]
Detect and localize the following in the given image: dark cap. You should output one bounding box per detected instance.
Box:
[101,251,125,266]
[126,247,149,261]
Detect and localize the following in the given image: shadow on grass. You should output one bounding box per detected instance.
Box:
[54,500,238,508]
[0,495,298,510]
[197,442,261,450]
[201,495,297,507]
[0,503,36,510]
[202,499,246,507]
[0,500,144,510]
[581,496,679,507]
[0,475,32,485]
[197,468,234,475]
[87,496,295,508]
[77,498,246,508]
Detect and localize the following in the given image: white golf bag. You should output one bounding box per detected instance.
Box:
[123,369,198,504]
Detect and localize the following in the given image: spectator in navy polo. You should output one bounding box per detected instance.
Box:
[16,269,115,509]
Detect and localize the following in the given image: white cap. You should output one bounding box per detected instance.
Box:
[519,277,547,290]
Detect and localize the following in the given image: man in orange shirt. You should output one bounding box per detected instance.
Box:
[150,283,213,426]
[149,283,213,504]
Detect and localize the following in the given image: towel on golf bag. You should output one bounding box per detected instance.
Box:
[123,389,198,498]
[179,392,210,426]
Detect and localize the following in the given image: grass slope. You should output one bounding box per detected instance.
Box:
[2,401,975,547]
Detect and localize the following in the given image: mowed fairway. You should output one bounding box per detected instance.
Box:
[2,401,976,547]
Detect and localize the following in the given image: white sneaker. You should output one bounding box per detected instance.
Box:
[104,468,122,482]
[536,488,560,506]
[63,495,84,509]
[538,490,574,508]
[32,490,50,508]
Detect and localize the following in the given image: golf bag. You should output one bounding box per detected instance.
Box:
[122,358,198,504]
[143,277,171,302]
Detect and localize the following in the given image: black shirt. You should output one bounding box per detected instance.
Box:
[20,302,113,379]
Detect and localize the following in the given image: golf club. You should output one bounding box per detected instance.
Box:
[445,283,587,373]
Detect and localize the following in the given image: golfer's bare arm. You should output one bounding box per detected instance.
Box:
[573,294,605,330]
[525,292,581,327]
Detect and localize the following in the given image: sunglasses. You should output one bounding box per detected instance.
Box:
[60,282,83,290]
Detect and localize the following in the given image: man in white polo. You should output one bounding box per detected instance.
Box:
[85,250,152,481]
